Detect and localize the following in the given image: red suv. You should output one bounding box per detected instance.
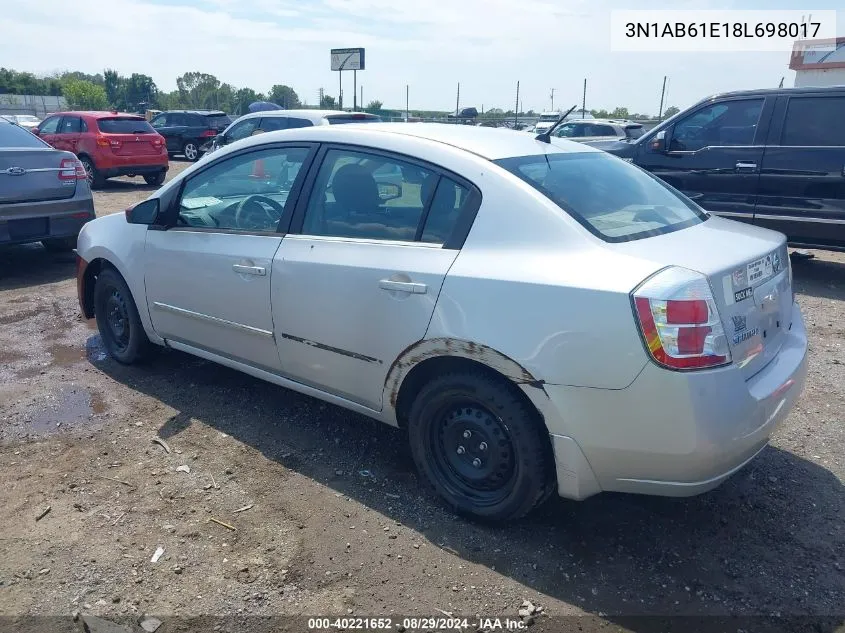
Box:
[34,111,168,189]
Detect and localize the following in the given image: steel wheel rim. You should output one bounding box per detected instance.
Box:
[104,288,130,353]
[428,400,516,506]
[184,144,197,160]
[81,159,94,186]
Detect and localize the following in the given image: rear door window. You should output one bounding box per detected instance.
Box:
[781,96,845,146]
[494,151,707,242]
[589,124,617,136]
[0,121,48,148]
[287,118,313,129]
[205,114,232,128]
[59,116,84,134]
[96,118,155,134]
[260,117,289,132]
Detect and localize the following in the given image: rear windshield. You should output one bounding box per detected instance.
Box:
[494,152,707,242]
[625,125,644,139]
[0,121,48,148]
[326,114,382,125]
[97,118,155,134]
[204,115,231,128]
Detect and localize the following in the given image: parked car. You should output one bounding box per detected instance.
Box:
[552,118,644,142]
[1,117,94,251]
[202,109,382,157]
[76,123,807,522]
[149,110,232,161]
[33,111,168,189]
[2,114,41,131]
[590,86,845,252]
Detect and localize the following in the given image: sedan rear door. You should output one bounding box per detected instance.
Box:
[273,145,480,410]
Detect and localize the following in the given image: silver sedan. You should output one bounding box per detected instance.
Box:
[75,123,807,522]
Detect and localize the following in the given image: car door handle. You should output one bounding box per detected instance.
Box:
[232,264,266,276]
[735,162,757,172]
[379,279,427,294]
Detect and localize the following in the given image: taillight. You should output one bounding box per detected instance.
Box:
[59,158,87,181]
[152,136,164,147]
[200,129,217,138]
[632,267,731,370]
[96,136,121,148]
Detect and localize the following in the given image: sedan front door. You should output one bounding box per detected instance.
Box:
[273,146,479,410]
[143,143,316,372]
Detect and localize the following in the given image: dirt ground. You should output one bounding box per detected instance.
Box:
[0,161,842,633]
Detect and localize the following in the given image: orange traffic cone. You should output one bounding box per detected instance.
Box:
[252,158,266,178]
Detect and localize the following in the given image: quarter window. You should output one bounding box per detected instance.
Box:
[301,148,435,241]
[421,177,471,244]
[670,99,763,151]
[781,96,845,146]
[177,146,310,232]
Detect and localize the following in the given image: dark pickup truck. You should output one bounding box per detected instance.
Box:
[588,86,845,252]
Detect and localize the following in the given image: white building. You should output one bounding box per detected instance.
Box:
[790,37,845,87]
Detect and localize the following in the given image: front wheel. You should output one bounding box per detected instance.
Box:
[94,267,153,364]
[182,141,199,162]
[408,370,556,522]
[143,170,166,186]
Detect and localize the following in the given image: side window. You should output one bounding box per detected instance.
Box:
[287,118,313,129]
[169,113,186,126]
[38,116,61,134]
[177,146,310,232]
[590,124,616,136]
[670,99,763,151]
[260,117,289,132]
[781,96,845,147]
[421,177,471,244]
[226,119,260,142]
[301,148,435,241]
[59,117,82,134]
[150,114,167,128]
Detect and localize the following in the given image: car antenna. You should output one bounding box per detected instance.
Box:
[535,104,578,144]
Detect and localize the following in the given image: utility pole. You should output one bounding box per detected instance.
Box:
[514,81,519,127]
[550,88,555,111]
[455,82,460,123]
[318,87,324,108]
[658,75,667,121]
[360,85,363,110]
[338,72,343,110]
[582,78,587,119]
[405,84,409,122]
[353,69,357,111]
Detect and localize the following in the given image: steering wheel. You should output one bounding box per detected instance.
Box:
[234,195,285,230]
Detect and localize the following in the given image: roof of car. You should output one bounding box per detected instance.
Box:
[165,110,227,115]
[701,85,845,101]
[49,111,146,119]
[233,109,379,123]
[244,122,600,160]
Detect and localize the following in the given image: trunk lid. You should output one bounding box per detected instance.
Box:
[612,216,792,380]
[0,149,76,204]
[95,117,163,157]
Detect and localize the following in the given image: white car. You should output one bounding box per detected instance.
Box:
[202,109,382,157]
[76,123,807,522]
[2,114,41,130]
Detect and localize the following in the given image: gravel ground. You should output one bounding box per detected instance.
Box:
[0,162,842,632]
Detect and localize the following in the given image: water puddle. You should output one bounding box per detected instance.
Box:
[48,343,85,366]
[23,388,104,436]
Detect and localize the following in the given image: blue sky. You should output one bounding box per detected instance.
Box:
[2,0,841,114]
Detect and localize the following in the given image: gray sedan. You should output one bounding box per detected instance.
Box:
[0,118,95,251]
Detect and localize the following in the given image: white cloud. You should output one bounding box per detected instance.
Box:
[1,0,805,113]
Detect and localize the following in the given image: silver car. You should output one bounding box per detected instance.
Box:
[1,118,95,251]
[75,123,808,522]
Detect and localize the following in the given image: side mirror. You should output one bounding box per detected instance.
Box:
[378,183,402,202]
[649,129,668,153]
[125,198,160,225]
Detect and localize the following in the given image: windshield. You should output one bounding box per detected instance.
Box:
[0,121,48,148]
[97,118,155,134]
[326,114,382,124]
[494,152,708,242]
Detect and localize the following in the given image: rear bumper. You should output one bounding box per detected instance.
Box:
[542,301,808,499]
[0,195,95,245]
[97,154,168,177]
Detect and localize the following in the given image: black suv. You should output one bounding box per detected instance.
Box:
[592,86,845,252]
[149,110,231,161]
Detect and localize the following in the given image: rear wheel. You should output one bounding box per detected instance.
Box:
[42,236,77,252]
[408,370,555,522]
[94,267,153,364]
[182,141,199,162]
[79,156,105,189]
[143,170,166,186]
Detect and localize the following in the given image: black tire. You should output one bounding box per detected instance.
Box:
[182,141,200,162]
[42,236,77,252]
[408,370,555,522]
[79,155,105,189]
[94,267,153,364]
[143,170,166,186]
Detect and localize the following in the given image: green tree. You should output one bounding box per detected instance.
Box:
[62,79,108,110]
[364,99,382,113]
[591,109,610,118]
[103,69,125,109]
[176,72,221,109]
[319,94,336,109]
[663,105,680,118]
[233,87,264,115]
[268,84,300,109]
[124,73,158,111]
[610,107,630,119]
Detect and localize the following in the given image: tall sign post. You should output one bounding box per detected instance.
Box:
[331,48,365,111]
